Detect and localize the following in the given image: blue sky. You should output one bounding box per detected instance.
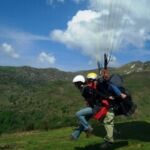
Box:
[0,0,150,71]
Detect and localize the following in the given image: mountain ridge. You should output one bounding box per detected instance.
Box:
[0,61,149,83]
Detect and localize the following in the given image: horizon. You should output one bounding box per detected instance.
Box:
[0,0,150,71]
[0,59,149,72]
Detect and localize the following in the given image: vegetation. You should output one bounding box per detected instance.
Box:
[0,61,150,149]
[0,122,150,150]
[0,62,150,135]
[0,66,81,134]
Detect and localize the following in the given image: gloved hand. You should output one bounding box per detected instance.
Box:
[120,93,127,99]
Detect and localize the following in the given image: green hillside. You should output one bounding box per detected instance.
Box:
[0,66,82,134]
[0,62,150,134]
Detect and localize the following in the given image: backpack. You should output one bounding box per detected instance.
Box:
[113,93,137,116]
[109,74,137,116]
[109,74,123,87]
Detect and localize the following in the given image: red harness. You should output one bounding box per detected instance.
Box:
[93,100,109,120]
[87,81,110,120]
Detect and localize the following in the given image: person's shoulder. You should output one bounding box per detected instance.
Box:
[96,77,104,84]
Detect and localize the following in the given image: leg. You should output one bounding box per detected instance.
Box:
[76,107,93,130]
[71,107,93,139]
[71,124,84,140]
[99,111,115,149]
[103,111,115,143]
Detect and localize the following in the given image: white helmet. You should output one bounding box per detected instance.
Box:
[72,75,85,83]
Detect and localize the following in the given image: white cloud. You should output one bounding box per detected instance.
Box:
[38,52,56,64]
[72,0,84,4]
[51,0,150,62]
[0,43,20,59]
[89,0,150,19]
[57,0,64,2]
[0,27,50,54]
[46,0,64,6]
[0,28,50,42]
[51,10,106,61]
[46,0,84,6]
[46,0,53,5]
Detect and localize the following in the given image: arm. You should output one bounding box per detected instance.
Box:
[109,83,127,99]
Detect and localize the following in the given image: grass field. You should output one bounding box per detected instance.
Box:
[0,120,150,150]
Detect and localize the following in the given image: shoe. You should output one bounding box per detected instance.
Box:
[85,127,93,138]
[99,141,113,149]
